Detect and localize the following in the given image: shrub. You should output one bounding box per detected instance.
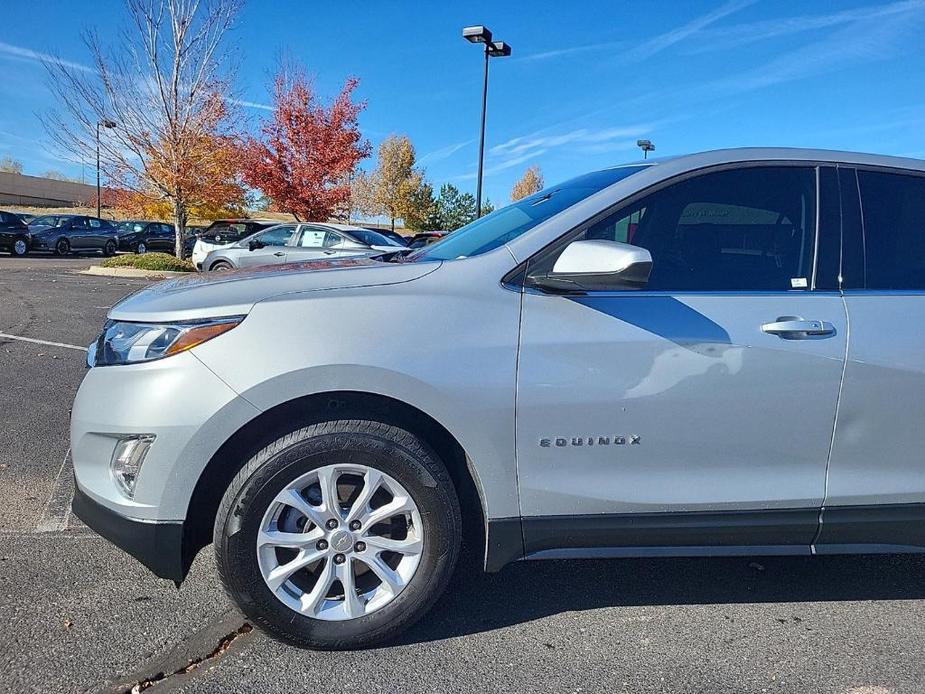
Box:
[100,252,195,272]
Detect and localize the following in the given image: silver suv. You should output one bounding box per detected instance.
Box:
[71,148,925,649]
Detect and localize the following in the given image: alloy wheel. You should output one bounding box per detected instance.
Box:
[256,463,424,621]
[136,242,146,254]
[13,239,26,256]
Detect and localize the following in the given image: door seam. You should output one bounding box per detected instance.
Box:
[812,291,850,549]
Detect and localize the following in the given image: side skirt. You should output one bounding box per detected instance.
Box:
[486,505,925,569]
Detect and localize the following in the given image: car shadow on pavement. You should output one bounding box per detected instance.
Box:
[399,551,925,645]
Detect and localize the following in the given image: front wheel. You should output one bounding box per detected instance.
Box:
[103,240,117,257]
[209,260,233,272]
[213,420,461,650]
[11,237,28,257]
[54,238,70,256]
[135,242,146,254]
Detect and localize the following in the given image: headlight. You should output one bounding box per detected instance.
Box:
[89,316,244,367]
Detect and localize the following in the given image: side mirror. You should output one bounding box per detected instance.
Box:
[531,239,652,292]
[248,239,264,251]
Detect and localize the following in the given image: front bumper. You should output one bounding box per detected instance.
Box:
[71,350,261,520]
[72,485,186,581]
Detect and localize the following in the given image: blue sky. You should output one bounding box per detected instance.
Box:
[1,0,924,205]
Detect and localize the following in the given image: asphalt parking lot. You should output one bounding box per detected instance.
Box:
[2,255,925,693]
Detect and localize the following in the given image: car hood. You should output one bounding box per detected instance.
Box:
[29,225,55,234]
[109,256,441,322]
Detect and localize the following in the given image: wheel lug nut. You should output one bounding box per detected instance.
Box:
[355,541,366,552]
[325,519,338,530]
[333,554,346,564]
[349,520,361,531]
[316,539,328,551]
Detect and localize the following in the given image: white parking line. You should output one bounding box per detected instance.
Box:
[35,448,75,533]
[0,332,87,352]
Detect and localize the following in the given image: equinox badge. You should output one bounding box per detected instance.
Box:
[540,435,641,447]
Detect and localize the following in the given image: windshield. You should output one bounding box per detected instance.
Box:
[117,221,146,233]
[31,215,71,227]
[347,229,402,247]
[410,165,649,261]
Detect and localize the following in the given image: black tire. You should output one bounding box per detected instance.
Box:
[213,420,461,650]
[54,238,70,256]
[103,239,117,257]
[11,236,28,257]
[209,260,233,272]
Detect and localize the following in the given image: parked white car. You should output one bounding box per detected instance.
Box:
[201,223,404,271]
[190,219,278,270]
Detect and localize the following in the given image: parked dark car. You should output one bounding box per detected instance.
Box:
[28,214,119,256]
[116,220,177,254]
[0,210,31,256]
[181,225,206,259]
[362,227,408,246]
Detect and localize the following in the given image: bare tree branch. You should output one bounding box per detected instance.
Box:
[42,0,242,256]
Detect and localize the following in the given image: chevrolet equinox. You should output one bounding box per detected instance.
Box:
[72,148,925,649]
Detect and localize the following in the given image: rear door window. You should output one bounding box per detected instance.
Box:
[857,170,925,290]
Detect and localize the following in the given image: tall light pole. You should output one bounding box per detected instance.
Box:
[96,119,116,218]
[637,139,655,160]
[463,25,511,217]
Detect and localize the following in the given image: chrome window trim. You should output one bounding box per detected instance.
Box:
[811,166,821,290]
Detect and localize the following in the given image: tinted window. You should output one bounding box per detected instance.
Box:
[33,215,72,227]
[542,166,817,292]
[324,231,356,248]
[255,225,296,246]
[858,170,925,290]
[347,229,401,247]
[413,165,649,261]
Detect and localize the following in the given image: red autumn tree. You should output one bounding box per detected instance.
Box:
[242,68,370,221]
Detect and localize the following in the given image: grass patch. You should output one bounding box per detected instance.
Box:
[100,252,195,272]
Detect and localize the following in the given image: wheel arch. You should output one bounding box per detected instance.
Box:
[181,390,514,580]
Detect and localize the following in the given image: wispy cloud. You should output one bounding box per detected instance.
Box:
[0,41,92,73]
[490,124,652,160]
[514,0,752,66]
[418,139,472,166]
[625,0,756,61]
[517,41,624,64]
[454,123,653,180]
[684,0,925,54]
[226,97,273,111]
[708,4,925,93]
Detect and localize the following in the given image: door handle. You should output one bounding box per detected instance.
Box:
[323,250,336,255]
[761,317,835,338]
[273,251,285,257]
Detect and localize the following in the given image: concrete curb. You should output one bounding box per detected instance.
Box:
[80,265,192,279]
